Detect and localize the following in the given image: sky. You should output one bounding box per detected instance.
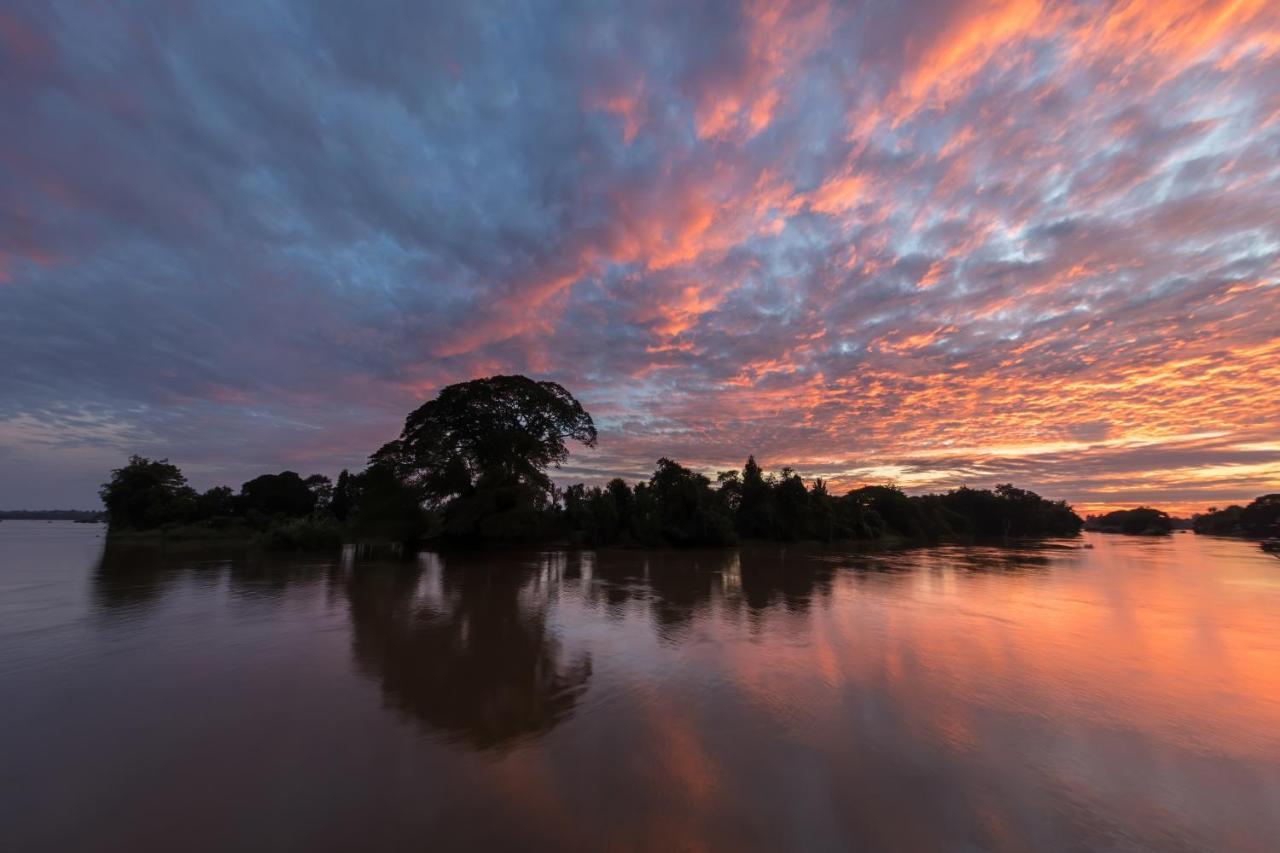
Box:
[2,0,1278,514]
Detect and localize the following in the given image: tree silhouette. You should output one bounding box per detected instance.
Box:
[1196,495,1280,536]
[99,456,196,529]
[239,471,317,518]
[736,455,775,538]
[1240,494,1280,535]
[330,469,354,522]
[369,376,596,543]
[648,458,736,545]
[372,375,596,505]
[1094,506,1172,535]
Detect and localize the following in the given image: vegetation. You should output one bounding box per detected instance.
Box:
[100,374,1087,551]
[561,468,1083,547]
[1085,507,1174,535]
[1193,495,1280,537]
[99,455,338,550]
[371,375,596,543]
[0,510,105,521]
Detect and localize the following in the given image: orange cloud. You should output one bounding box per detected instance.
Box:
[693,0,831,141]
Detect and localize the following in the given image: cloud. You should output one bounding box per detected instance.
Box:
[1,0,1277,514]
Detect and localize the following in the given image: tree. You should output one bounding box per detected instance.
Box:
[100,456,196,530]
[330,470,355,522]
[304,474,333,512]
[808,478,835,541]
[716,470,742,513]
[1195,495,1279,536]
[1240,494,1280,536]
[606,478,635,539]
[348,463,430,544]
[195,485,237,519]
[847,485,925,538]
[773,468,809,540]
[239,471,317,518]
[1095,506,1171,535]
[1193,504,1243,535]
[648,458,736,546]
[373,375,597,507]
[736,455,775,538]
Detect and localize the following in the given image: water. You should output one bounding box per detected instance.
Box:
[2,522,1278,852]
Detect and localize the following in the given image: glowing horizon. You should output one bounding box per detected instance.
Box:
[1,0,1278,514]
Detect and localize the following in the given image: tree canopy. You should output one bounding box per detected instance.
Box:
[99,456,195,530]
[372,375,596,506]
[240,472,319,518]
[1194,494,1280,536]
[1091,507,1173,535]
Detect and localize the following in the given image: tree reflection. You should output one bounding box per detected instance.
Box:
[585,545,841,635]
[345,552,592,751]
[93,542,340,617]
[737,545,837,614]
[93,543,180,614]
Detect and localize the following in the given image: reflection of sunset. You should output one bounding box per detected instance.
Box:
[15,524,1276,850]
[390,535,1280,849]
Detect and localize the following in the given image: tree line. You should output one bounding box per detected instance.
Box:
[1083,507,1175,535]
[100,375,1085,548]
[1192,495,1280,537]
[0,509,105,522]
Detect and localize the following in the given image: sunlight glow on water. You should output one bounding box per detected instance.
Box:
[2,522,1278,851]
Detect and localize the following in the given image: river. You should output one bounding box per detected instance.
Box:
[2,521,1278,851]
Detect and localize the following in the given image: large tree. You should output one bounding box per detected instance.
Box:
[100,456,196,530]
[373,375,597,507]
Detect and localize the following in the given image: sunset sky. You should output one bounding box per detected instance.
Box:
[2,0,1278,513]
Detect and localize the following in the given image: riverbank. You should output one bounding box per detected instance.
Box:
[103,524,1085,557]
[106,517,343,551]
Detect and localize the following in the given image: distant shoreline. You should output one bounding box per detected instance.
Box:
[0,510,105,522]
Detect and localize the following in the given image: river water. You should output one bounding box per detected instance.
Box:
[2,521,1278,851]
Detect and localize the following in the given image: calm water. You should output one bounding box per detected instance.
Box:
[2,522,1279,852]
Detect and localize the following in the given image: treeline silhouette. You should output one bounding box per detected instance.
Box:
[1083,507,1174,535]
[100,375,1084,548]
[561,463,1082,546]
[0,509,105,521]
[1192,495,1280,537]
[99,457,346,548]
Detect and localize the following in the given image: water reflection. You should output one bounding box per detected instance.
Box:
[585,545,841,633]
[93,542,338,615]
[93,543,180,613]
[345,553,592,751]
[65,532,1280,850]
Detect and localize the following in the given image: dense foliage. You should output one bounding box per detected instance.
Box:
[1193,495,1280,537]
[99,456,197,530]
[101,375,1088,549]
[560,464,1082,547]
[369,375,596,543]
[1087,507,1174,535]
[99,455,343,549]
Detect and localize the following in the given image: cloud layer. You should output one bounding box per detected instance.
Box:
[3,0,1278,512]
